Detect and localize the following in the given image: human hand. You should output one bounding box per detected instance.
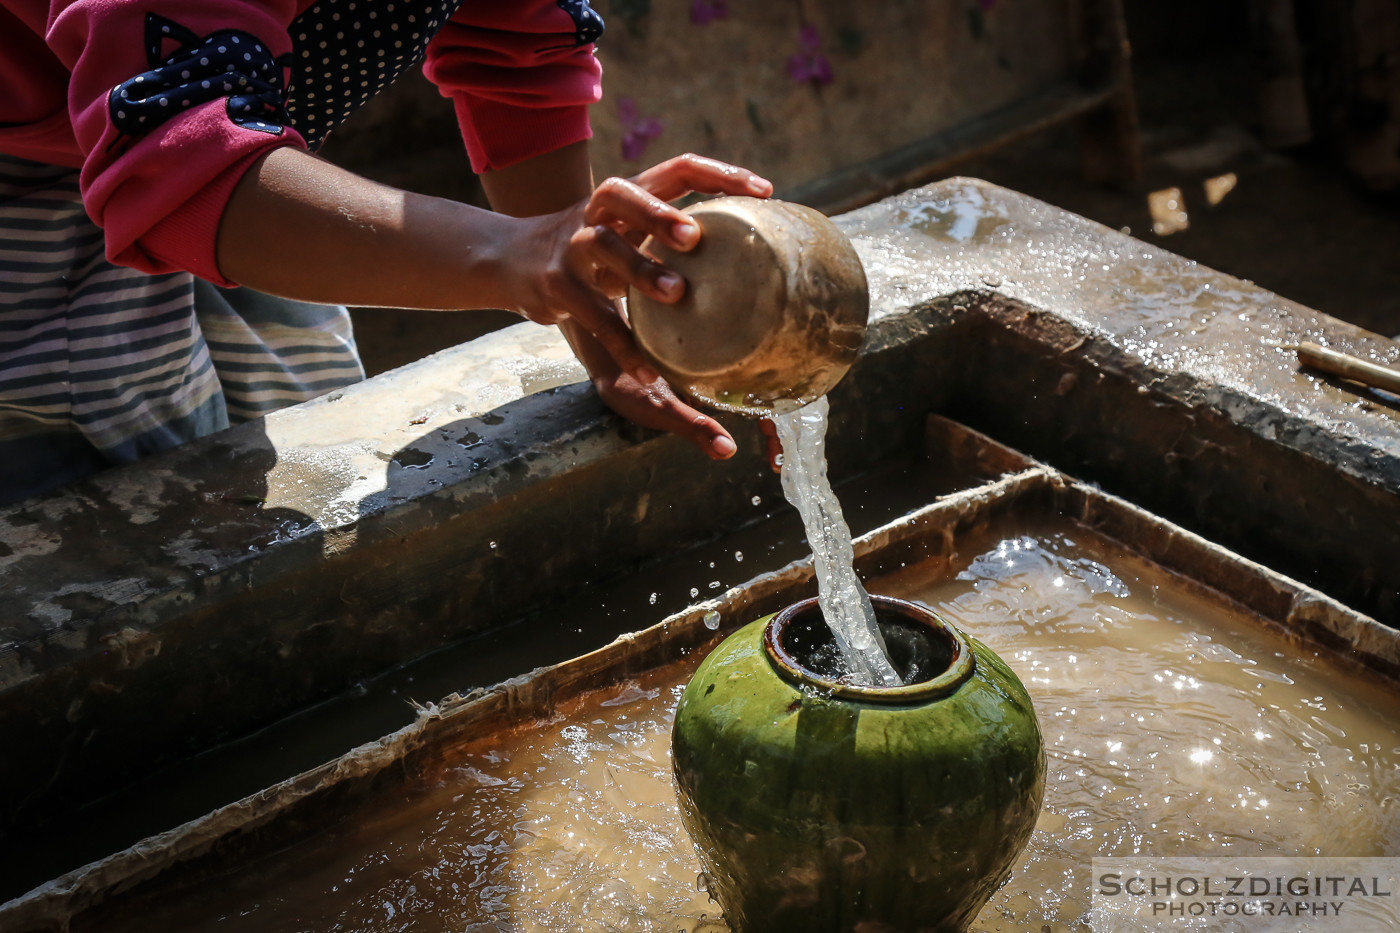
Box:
[759,418,783,473]
[588,348,739,461]
[561,317,792,466]
[499,154,773,386]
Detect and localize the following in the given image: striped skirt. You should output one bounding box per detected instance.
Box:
[0,153,364,505]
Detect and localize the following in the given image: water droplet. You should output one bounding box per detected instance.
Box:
[751,495,761,506]
[690,587,699,598]
[489,540,498,549]
[734,550,744,562]
[708,580,721,590]
[703,610,721,630]
[649,592,658,605]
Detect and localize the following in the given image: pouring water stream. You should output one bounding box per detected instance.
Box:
[771,396,902,686]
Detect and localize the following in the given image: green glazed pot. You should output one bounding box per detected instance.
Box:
[671,595,1045,933]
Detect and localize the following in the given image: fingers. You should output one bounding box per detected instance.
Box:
[631,153,774,204]
[526,156,773,386]
[686,410,739,460]
[591,367,738,460]
[572,223,684,302]
[583,156,775,254]
[584,176,702,254]
[759,418,783,473]
[552,274,660,385]
[657,396,740,461]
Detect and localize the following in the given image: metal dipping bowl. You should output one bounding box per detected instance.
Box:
[625,196,869,417]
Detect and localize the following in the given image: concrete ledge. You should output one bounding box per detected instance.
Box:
[2,177,1397,834]
[838,179,1398,618]
[0,324,778,826]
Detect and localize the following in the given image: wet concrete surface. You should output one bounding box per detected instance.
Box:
[848,179,1400,484]
[2,177,1397,887]
[958,54,1400,340]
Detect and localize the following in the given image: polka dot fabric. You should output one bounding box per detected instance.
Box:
[108,13,292,139]
[106,2,470,152]
[107,2,608,155]
[554,0,604,48]
[285,0,465,151]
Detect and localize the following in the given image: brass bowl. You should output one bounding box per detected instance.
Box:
[626,197,869,417]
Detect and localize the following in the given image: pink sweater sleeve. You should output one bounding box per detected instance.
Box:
[48,0,304,285]
[421,0,603,174]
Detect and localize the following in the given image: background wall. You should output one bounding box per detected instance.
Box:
[322,0,1400,374]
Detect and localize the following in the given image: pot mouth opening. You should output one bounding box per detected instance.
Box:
[763,595,975,703]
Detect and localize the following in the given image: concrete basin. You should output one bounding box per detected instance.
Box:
[2,178,1397,910]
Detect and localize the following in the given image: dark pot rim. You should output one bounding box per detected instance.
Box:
[762,595,975,703]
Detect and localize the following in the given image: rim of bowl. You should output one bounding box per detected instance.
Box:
[763,595,976,703]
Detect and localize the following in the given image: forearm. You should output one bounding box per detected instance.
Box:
[478,140,607,374]
[479,139,594,217]
[215,146,520,310]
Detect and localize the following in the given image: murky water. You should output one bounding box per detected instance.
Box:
[888,526,1400,931]
[771,396,900,686]
[118,521,1400,933]
[3,460,971,904]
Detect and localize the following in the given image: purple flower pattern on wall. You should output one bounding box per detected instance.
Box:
[621,10,860,156]
[618,96,665,160]
[788,24,833,85]
[690,0,728,25]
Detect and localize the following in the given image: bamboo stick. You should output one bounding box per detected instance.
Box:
[1277,341,1400,395]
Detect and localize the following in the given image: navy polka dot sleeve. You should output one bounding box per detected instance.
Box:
[104,1,604,154]
[107,3,469,153]
[285,0,464,151]
[109,14,292,141]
